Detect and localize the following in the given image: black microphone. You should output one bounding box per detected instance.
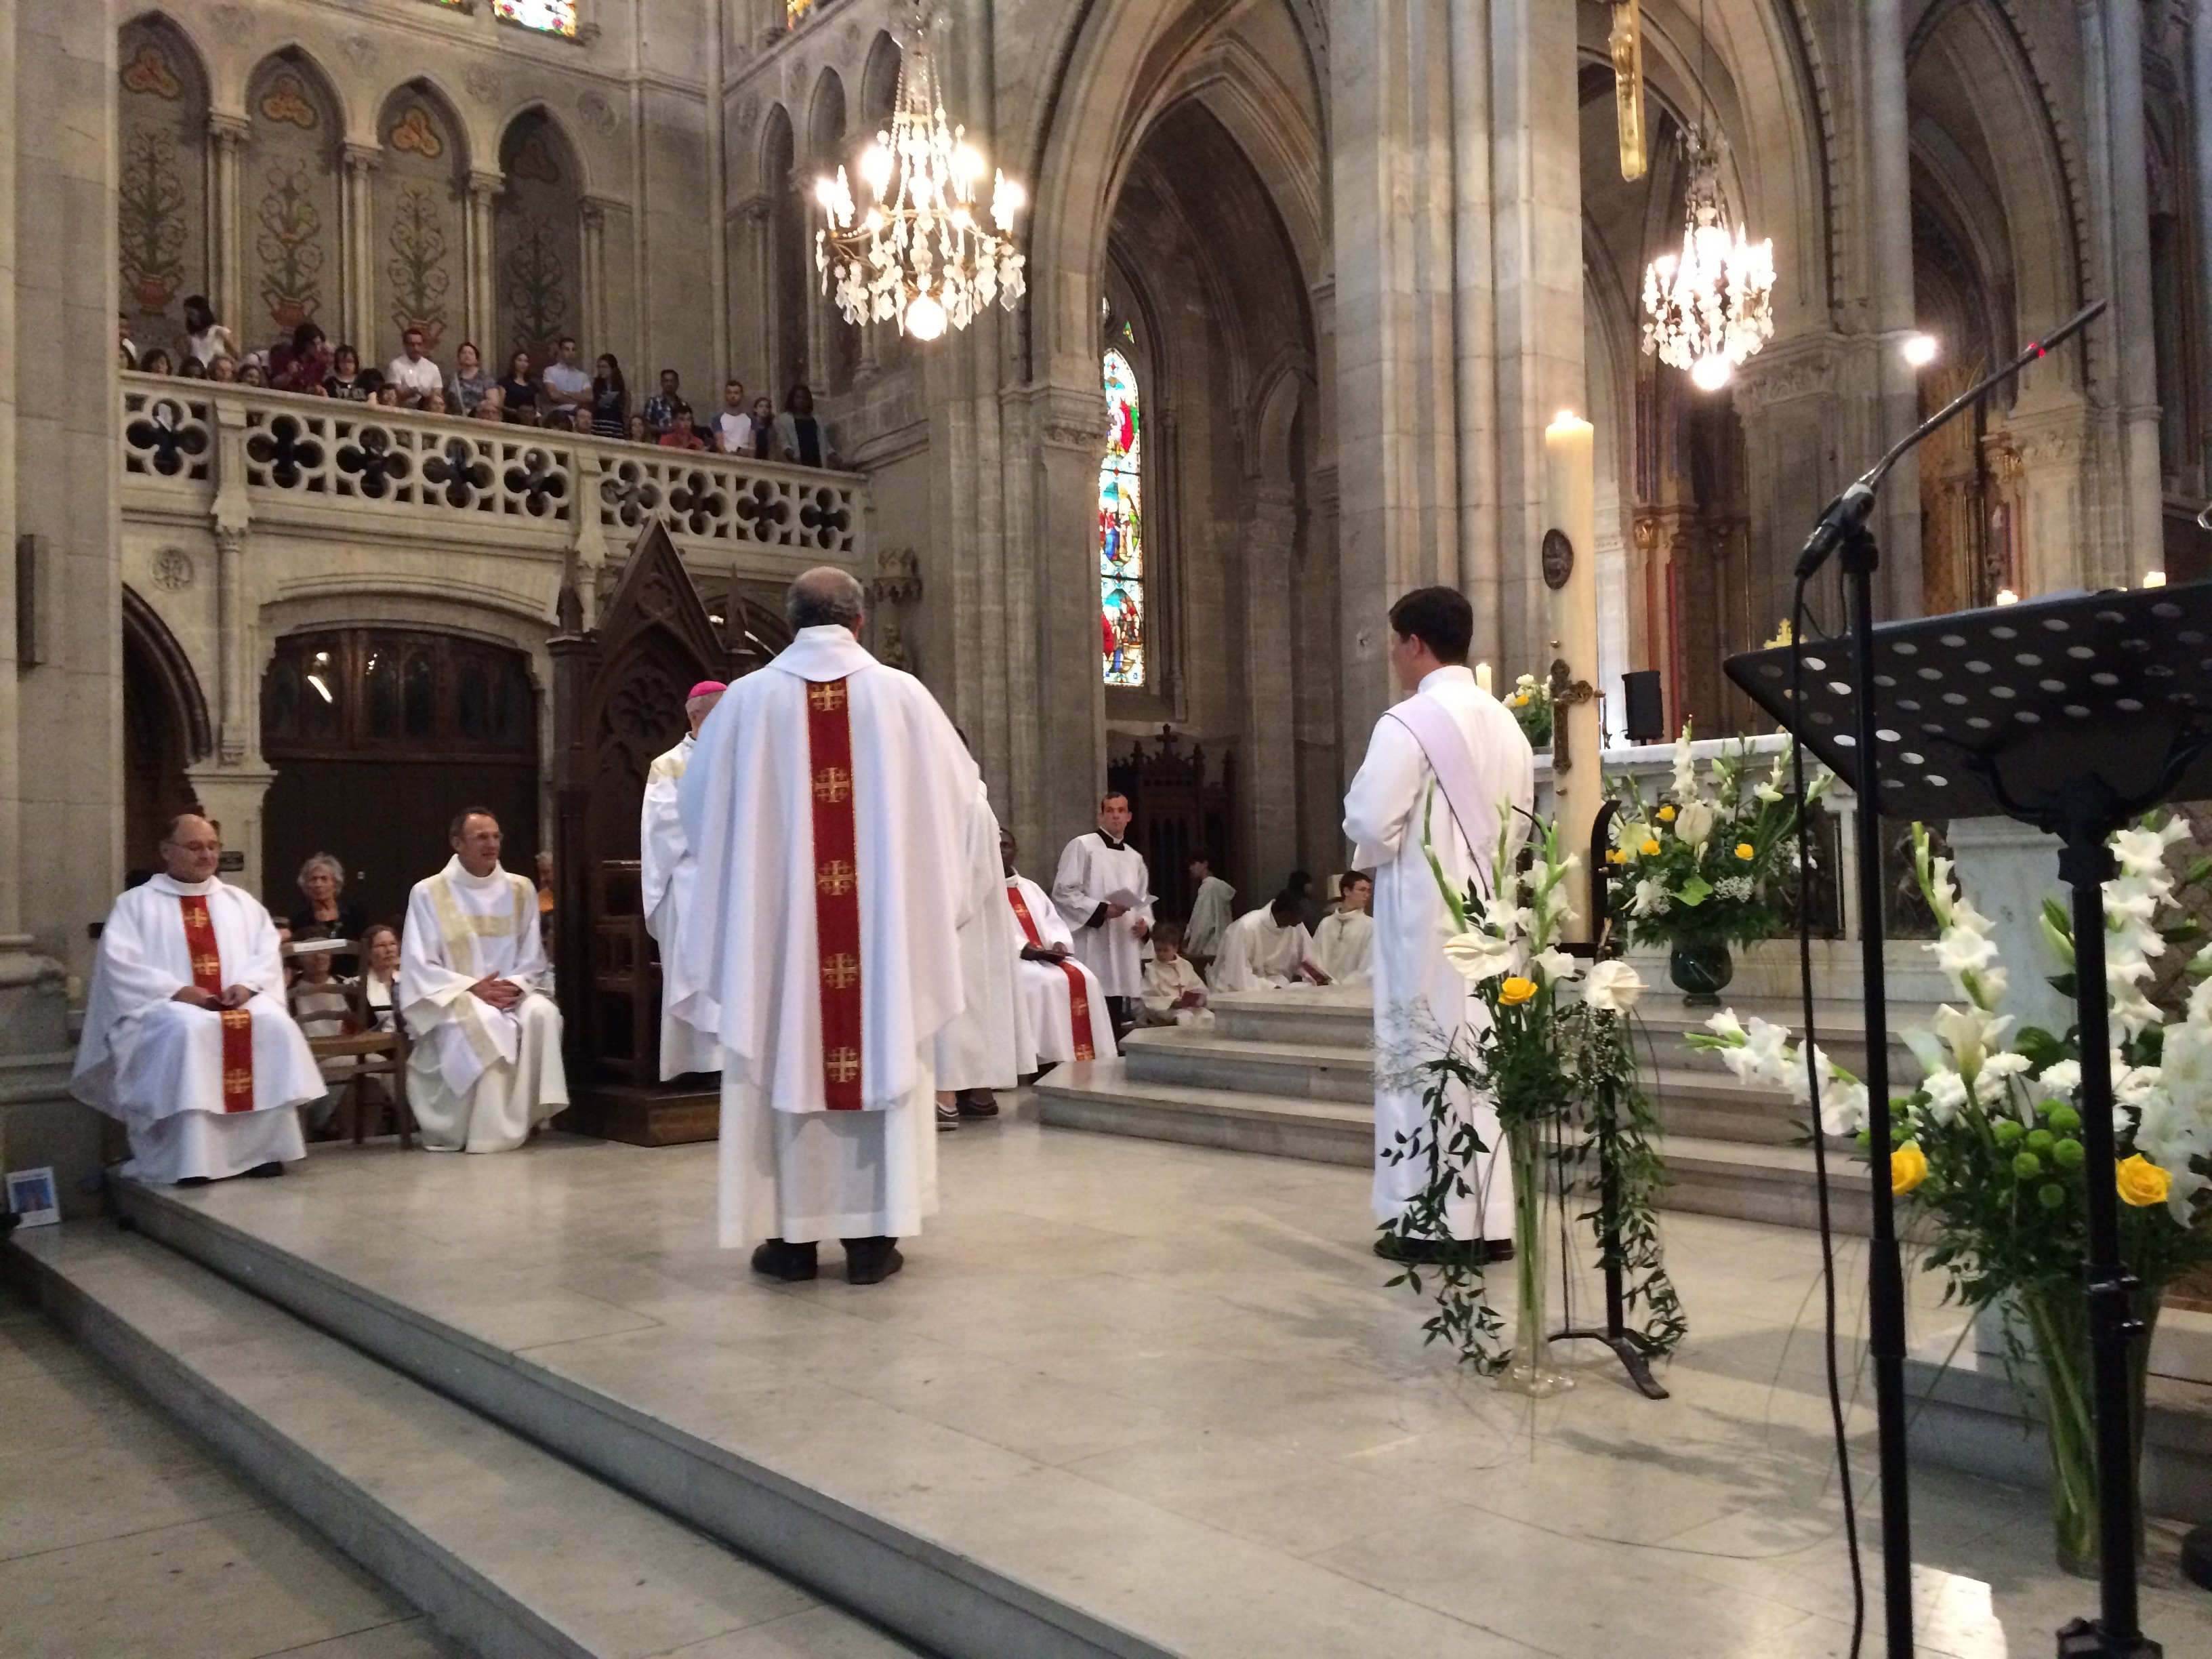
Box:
[1795,483,1877,582]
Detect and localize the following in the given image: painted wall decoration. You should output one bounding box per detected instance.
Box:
[377,94,464,354]
[495,113,582,368]
[1100,348,1146,688]
[117,20,209,356]
[247,55,341,339]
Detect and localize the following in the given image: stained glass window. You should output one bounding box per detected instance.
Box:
[491,0,579,38]
[1100,348,1145,688]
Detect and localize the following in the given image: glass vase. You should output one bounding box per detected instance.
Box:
[1667,939,1734,1007]
[1496,1117,1572,1397]
[2015,1283,2157,1578]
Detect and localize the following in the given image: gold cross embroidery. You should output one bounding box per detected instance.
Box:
[192,954,221,979]
[817,859,855,896]
[813,766,852,803]
[184,904,210,928]
[825,1046,861,1083]
[821,952,859,989]
[224,1067,253,1092]
[808,682,847,712]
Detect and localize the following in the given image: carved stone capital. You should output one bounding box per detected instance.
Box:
[1029,384,1107,453]
[207,111,250,150]
[342,140,382,176]
[1729,339,1843,415]
[468,169,506,206]
[2007,411,2089,470]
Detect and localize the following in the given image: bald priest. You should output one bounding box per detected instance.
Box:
[73,814,322,1184]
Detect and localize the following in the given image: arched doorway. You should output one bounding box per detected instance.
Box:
[261,629,539,930]
[122,588,211,876]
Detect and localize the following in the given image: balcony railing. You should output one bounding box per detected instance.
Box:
[119,375,863,564]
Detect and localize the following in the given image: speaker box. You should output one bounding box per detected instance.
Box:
[1621,670,1666,741]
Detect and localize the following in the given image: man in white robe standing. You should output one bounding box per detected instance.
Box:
[1052,793,1152,1033]
[1003,831,1118,1069]
[1208,891,1330,992]
[932,777,1022,1128]
[1343,586,1534,1263]
[73,815,320,1185]
[642,679,726,1079]
[1184,855,1234,966]
[675,567,977,1286]
[399,809,569,1153]
[1313,872,1376,987]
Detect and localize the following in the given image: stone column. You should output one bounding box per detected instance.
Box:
[341,141,380,356]
[739,196,773,384]
[2196,3,2212,493]
[2102,0,2165,579]
[207,113,248,338]
[705,0,730,380]
[580,197,611,359]
[1242,487,1299,888]
[1864,0,1922,618]
[1450,0,1501,666]
[466,169,503,352]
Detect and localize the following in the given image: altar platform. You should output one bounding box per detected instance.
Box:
[13,1107,2212,1658]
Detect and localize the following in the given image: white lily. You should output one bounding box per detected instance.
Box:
[1931,1003,2015,1087]
[1533,946,1580,987]
[1629,877,1671,918]
[1675,800,1715,848]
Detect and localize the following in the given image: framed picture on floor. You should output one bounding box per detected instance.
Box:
[5,1166,60,1227]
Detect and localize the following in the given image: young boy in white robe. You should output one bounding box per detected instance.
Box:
[1141,924,1214,1027]
[1312,871,1376,987]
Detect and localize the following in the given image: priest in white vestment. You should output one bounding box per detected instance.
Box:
[1344,587,1534,1260]
[1052,794,1152,1028]
[675,567,977,1285]
[641,679,726,1079]
[399,810,569,1153]
[1208,893,1331,992]
[1184,857,1235,964]
[1313,872,1376,987]
[1003,832,1118,1067]
[73,815,319,1184]
[933,779,1022,1126]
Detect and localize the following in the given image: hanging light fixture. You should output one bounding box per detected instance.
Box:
[1639,0,1775,391]
[814,2,1025,342]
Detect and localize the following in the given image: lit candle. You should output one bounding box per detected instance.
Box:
[2143,570,2167,588]
[1543,409,1601,941]
[1993,588,2020,607]
[1475,661,1494,695]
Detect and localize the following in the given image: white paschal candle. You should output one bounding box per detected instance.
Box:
[1475,661,1494,695]
[1544,410,1601,941]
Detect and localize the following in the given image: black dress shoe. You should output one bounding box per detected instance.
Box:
[245,1162,286,1179]
[1373,1235,1514,1265]
[176,1176,212,1188]
[843,1236,905,1286]
[956,1091,1000,1119]
[750,1239,819,1282]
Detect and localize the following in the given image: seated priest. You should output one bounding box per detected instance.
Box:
[399,808,569,1152]
[934,776,1023,1130]
[1141,922,1214,1028]
[642,678,726,1078]
[1208,889,1332,993]
[1003,830,1118,1068]
[1312,870,1376,987]
[71,813,321,1185]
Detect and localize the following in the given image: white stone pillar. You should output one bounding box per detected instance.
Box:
[581,197,611,360]
[341,141,380,356]
[207,113,248,340]
[705,0,730,381]
[1450,0,1500,667]
[466,170,503,352]
[2196,2,2212,493]
[1242,489,1300,889]
[1864,0,1922,618]
[740,196,773,384]
[2103,0,2165,578]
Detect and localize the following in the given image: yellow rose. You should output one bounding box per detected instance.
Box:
[2116,1154,2171,1208]
[1606,848,1626,865]
[1734,842,1755,861]
[1511,693,1528,708]
[1891,1141,1929,1195]
[1658,805,1677,822]
[1498,976,1538,1006]
[1640,839,1662,857]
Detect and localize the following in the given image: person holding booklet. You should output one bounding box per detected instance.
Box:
[1051,793,1153,1034]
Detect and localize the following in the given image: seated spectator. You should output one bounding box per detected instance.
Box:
[239,359,269,388]
[119,310,137,371]
[357,923,403,1033]
[473,386,506,423]
[641,369,685,435]
[138,347,173,376]
[773,383,840,467]
[626,412,652,445]
[269,323,331,394]
[712,380,752,453]
[289,851,369,945]
[422,387,449,416]
[592,354,628,436]
[324,344,375,402]
[288,939,351,1131]
[750,395,776,458]
[498,350,539,422]
[208,354,237,383]
[446,342,491,415]
[183,295,239,367]
[385,327,444,401]
[657,405,705,449]
[540,335,591,417]
[178,356,208,379]
[373,384,401,406]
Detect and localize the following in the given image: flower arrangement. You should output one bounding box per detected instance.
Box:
[1607,722,1831,950]
[1688,819,2212,1570]
[1506,672,1553,749]
[1381,794,1684,1390]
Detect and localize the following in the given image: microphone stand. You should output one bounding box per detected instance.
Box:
[1791,300,2108,1659]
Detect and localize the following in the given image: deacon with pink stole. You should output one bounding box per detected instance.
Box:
[72,814,321,1184]
[674,567,978,1286]
[641,678,726,1078]
[1343,587,1534,1260]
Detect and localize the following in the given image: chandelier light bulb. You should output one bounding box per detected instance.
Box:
[1902,333,1940,367]
[861,144,893,197]
[1691,355,1733,391]
[905,293,947,340]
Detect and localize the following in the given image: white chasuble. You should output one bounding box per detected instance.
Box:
[933,782,1022,1092]
[1050,833,1153,998]
[1185,875,1235,960]
[1343,664,1534,1240]
[1006,873,1117,1067]
[398,857,569,1153]
[1208,910,1322,993]
[642,733,720,1078]
[676,626,977,1246]
[72,875,316,1183]
[1313,909,1376,987]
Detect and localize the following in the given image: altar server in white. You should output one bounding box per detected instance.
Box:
[1344,587,1534,1261]
[1208,891,1331,991]
[1003,831,1118,1067]
[1052,794,1152,1027]
[1313,871,1376,987]
[399,810,569,1153]
[1184,855,1235,962]
[641,678,726,1078]
[676,567,977,1285]
[933,777,1022,1126]
[73,815,319,1184]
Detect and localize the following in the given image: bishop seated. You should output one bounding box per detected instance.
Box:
[71,815,322,1185]
[1208,888,1332,992]
[1004,831,1118,1068]
[398,808,569,1153]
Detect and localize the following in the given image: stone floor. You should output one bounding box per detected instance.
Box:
[49,1092,2207,1658]
[0,1280,457,1659]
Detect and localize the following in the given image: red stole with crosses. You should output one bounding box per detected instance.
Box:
[806,678,865,1109]
[178,895,255,1113]
[1006,885,1097,1062]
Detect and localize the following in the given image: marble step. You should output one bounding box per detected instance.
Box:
[5,1222,922,1659]
[1660,1135,1879,1238]
[1206,991,1374,1050]
[1644,1065,1807,1147]
[1120,1029,1372,1103]
[1034,1061,1370,1166]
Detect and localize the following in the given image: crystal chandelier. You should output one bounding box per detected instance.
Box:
[814,3,1025,342]
[1641,127,1775,391]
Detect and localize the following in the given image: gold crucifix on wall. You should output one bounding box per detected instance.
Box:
[1612,0,1648,181]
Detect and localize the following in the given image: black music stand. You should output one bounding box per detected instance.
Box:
[1728,578,2212,1659]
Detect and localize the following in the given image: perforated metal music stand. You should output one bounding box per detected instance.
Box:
[1727,578,2212,1659]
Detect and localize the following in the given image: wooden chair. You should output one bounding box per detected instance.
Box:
[304,980,416,1148]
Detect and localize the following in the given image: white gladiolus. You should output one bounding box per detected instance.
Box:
[1704,1008,1746,1042]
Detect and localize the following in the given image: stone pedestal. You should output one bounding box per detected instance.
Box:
[0,935,98,1220]
[1944,815,2072,1038]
